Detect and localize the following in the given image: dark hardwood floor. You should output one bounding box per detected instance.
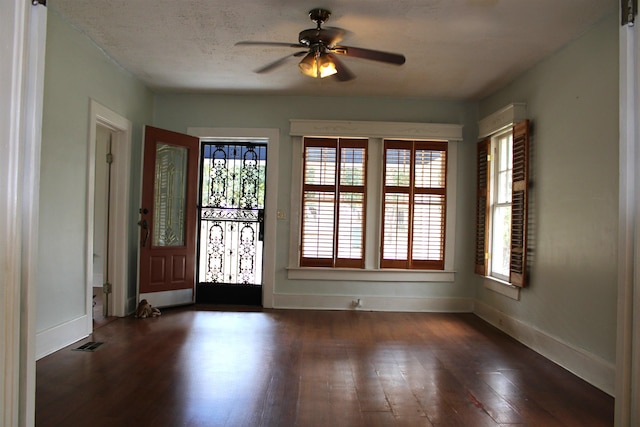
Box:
[36,306,614,426]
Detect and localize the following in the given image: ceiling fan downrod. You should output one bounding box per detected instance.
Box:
[308,8,331,28]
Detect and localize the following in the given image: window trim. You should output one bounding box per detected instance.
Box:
[475,104,529,296]
[478,103,527,138]
[287,119,462,282]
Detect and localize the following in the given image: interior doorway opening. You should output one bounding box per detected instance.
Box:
[92,124,116,326]
[196,141,268,306]
[86,100,133,327]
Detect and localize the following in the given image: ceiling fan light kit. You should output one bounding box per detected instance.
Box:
[237,8,406,81]
[298,51,338,78]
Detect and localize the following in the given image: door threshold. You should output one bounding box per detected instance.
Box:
[196,283,262,306]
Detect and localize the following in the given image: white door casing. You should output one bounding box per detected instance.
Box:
[188,127,279,308]
[87,100,132,320]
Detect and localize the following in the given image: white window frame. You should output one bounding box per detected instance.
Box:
[477,103,527,299]
[488,130,513,282]
[287,119,462,282]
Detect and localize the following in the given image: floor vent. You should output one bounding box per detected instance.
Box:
[73,341,104,352]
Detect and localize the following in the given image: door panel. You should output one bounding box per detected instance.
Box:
[139,126,199,302]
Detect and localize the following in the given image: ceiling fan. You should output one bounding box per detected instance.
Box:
[236,8,406,81]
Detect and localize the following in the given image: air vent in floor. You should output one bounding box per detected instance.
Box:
[72,341,104,352]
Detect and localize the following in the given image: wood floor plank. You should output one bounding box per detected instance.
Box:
[35,307,614,427]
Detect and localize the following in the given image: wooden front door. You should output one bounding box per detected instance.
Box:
[138,126,200,307]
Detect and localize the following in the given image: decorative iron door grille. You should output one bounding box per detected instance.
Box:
[198,142,267,287]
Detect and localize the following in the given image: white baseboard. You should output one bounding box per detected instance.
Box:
[474,301,615,396]
[35,315,90,360]
[273,293,474,312]
[33,295,614,397]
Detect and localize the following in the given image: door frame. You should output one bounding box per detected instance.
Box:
[616,18,640,426]
[188,127,279,308]
[2,2,46,424]
[86,100,132,324]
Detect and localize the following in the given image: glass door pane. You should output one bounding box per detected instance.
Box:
[153,143,188,247]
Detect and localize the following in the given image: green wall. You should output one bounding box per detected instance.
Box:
[153,94,478,305]
[477,12,619,366]
[38,9,154,332]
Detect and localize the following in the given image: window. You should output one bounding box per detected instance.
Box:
[382,140,447,269]
[489,132,512,280]
[475,120,530,287]
[288,119,462,282]
[300,138,367,268]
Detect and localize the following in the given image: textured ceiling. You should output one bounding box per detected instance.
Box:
[49,0,617,100]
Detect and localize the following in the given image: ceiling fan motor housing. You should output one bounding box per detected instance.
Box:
[298,28,337,47]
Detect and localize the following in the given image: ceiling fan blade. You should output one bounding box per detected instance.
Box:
[255,51,307,73]
[332,45,406,65]
[326,53,355,82]
[324,27,347,46]
[236,41,305,48]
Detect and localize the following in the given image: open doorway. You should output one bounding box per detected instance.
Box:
[86,100,133,331]
[92,124,116,327]
[187,127,278,309]
[196,141,268,306]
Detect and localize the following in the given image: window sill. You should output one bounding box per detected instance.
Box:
[287,267,455,282]
[482,276,521,300]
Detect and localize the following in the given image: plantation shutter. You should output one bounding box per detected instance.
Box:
[382,140,446,270]
[336,139,367,268]
[411,141,446,270]
[300,138,337,267]
[509,120,530,287]
[474,137,490,276]
[300,137,366,268]
[382,140,413,268]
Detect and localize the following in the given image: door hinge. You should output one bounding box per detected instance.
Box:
[103,282,112,294]
[106,153,114,164]
[622,0,637,26]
